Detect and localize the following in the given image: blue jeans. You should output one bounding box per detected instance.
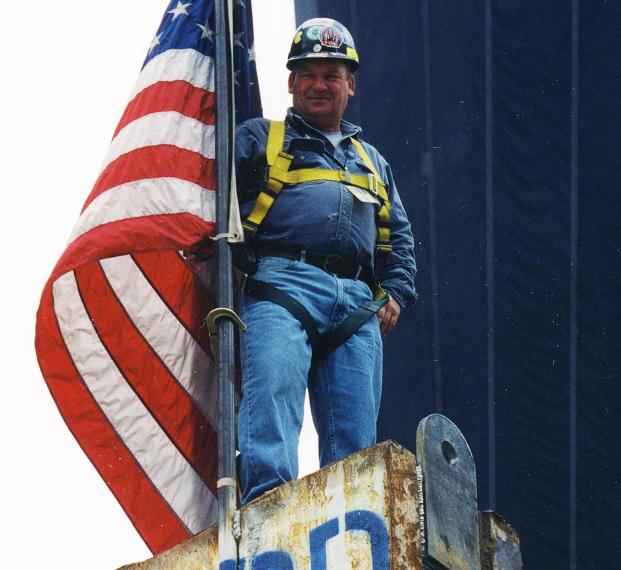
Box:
[238,256,383,504]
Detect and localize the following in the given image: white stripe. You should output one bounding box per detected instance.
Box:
[53,272,217,533]
[100,255,219,430]
[68,177,215,244]
[102,112,215,173]
[130,48,215,101]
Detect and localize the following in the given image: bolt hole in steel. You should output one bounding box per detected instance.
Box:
[441,440,458,465]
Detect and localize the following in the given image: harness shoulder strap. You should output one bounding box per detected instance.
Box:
[350,138,393,258]
[266,120,285,166]
[242,120,293,235]
[350,138,381,179]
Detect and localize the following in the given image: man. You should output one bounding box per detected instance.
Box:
[234,18,417,504]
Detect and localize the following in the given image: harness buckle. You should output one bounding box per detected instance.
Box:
[368,174,379,196]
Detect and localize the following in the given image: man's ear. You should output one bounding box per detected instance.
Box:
[348,74,356,97]
[288,72,295,94]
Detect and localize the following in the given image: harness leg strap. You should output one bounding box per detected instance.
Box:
[244,278,320,346]
[244,278,387,359]
[313,297,388,360]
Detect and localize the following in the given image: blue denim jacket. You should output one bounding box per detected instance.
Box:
[235,109,417,308]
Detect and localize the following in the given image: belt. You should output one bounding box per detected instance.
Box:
[257,246,373,284]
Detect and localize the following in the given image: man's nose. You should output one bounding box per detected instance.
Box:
[310,77,329,91]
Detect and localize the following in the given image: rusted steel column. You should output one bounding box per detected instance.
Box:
[119,420,523,570]
[118,441,422,570]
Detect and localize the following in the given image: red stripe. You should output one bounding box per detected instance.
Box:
[114,80,215,137]
[50,213,215,283]
[35,281,190,554]
[83,145,215,210]
[132,251,215,354]
[75,262,218,492]
[133,251,242,396]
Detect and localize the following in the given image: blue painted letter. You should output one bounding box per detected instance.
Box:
[345,510,389,570]
[252,550,294,569]
[310,517,339,570]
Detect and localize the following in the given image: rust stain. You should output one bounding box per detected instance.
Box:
[386,443,422,570]
[118,524,218,570]
[119,441,422,570]
[479,511,522,570]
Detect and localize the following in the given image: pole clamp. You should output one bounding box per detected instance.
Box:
[217,477,237,489]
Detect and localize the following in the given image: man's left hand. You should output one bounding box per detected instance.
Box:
[377,296,401,337]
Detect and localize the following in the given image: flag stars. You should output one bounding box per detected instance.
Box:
[235,0,246,8]
[233,31,245,48]
[234,69,242,87]
[197,21,214,41]
[248,43,256,62]
[168,1,192,21]
[148,33,161,54]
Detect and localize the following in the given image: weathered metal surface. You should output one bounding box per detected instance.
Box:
[117,526,218,570]
[238,441,421,569]
[478,511,523,570]
[119,441,421,569]
[386,443,424,568]
[416,414,481,570]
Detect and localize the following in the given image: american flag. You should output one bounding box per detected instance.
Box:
[35,0,260,554]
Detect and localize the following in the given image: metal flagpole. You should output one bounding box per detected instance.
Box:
[214,0,239,566]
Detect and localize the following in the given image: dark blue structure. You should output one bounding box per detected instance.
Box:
[292,2,620,568]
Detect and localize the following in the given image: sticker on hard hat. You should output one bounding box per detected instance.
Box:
[306,26,323,41]
[313,44,322,53]
[319,26,343,48]
[293,31,303,44]
[346,47,359,61]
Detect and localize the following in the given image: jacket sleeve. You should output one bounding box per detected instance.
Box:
[377,161,418,308]
[235,118,269,203]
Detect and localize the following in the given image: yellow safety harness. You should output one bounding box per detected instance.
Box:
[241,120,393,258]
[240,120,392,352]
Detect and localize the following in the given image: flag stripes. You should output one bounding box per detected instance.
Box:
[100,255,219,428]
[128,49,215,102]
[36,0,261,553]
[70,177,216,243]
[54,270,218,533]
[86,145,215,208]
[101,113,215,175]
[115,80,215,137]
[37,41,220,550]
[76,259,218,486]
[51,213,216,283]
[38,282,194,552]
[132,251,215,353]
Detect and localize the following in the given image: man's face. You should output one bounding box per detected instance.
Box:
[288,60,355,131]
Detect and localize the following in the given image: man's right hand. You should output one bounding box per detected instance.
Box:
[377,296,401,337]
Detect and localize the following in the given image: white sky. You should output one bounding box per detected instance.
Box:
[0,2,320,568]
